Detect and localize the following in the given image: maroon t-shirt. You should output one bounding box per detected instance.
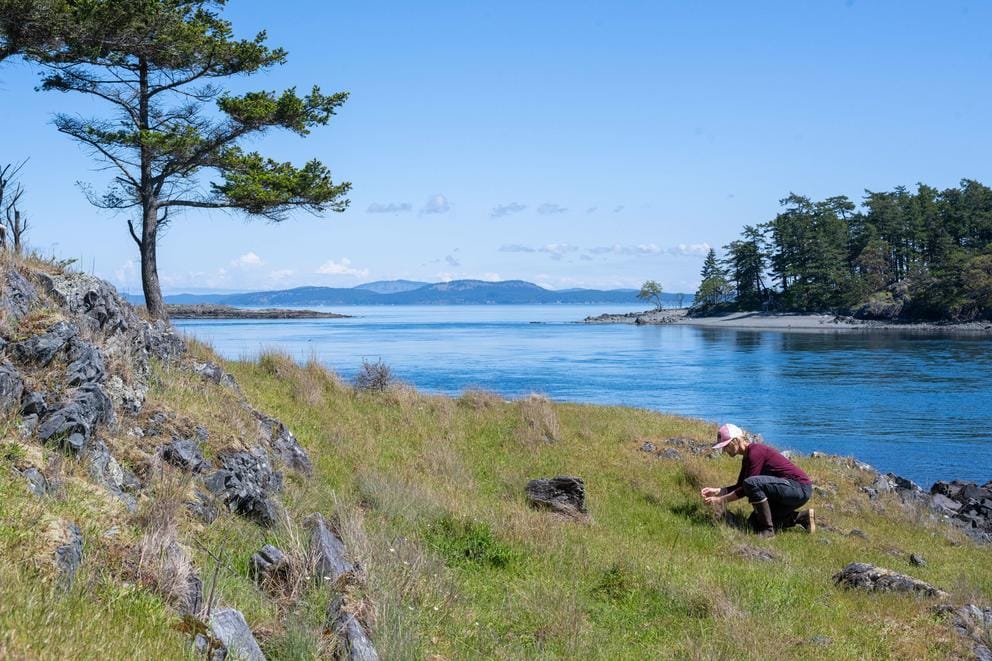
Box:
[725,443,812,498]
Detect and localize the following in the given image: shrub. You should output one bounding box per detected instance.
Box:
[423,515,519,570]
[353,359,394,393]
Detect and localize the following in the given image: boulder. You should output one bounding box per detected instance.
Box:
[0,361,24,412]
[21,390,47,417]
[661,448,682,461]
[0,268,38,320]
[34,271,131,335]
[328,596,379,661]
[909,553,927,567]
[832,562,947,598]
[143,319,186,362]
[525,476,587,517]
[638,442,656,453]
[11,321,77,366]
[736,544,777,562]
[253,410,312,475]
[249,544,290,583]
[193,361,238,389]
[208,608,265,661]
[187,490,219,525]
[204,449,281,527]
[307,513,355,583]
[162,437,207,473]
[65,339,107,386]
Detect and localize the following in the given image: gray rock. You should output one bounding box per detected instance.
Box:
[307,513,355,583]
[143,320,186,362]
[85,440,136,511]
[661,447,682,461]
[638,442,656,453]
[249,544,290,582]
[104,374,146,414]
[328,596,379,661]
[54,522,83,586]
[848,529,867,539]
[809,635,832,647]
[909,553,927,567]
[832,562,946,598]
[34,271,131,335]
[193,361,239,388]
[861,487,879,500]
[526,476,587,517]
[736,544,777,562]
[872,474,895,494]
[930,493,961,512]
[204,449,281,527]
[942,604,992,661]
[65,339,107,386]
[38,383,113,453]
[209,608,265,661]
[0,362,24,412]
[253,410,312,475]
[163,437,207,473]
[19,466,49,497]
[187,490,219,525]
[0,268,38,320]
[11,321,77,366]
[21,390,47,417]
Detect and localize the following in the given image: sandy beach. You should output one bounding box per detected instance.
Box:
[583,308,992,334]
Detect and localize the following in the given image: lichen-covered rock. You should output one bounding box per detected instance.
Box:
[0,361,25,412]
[163,437,207,473]
[38,383,114,453]
[12,321,77,366]
[209,608,265,661]
[328,596,379,661]
[33,271,131,335]
[66,339,107,386]
[143,319,185,362]
[193,360,238,388]
[104,374,146,414]
[85,440,136,511]
[0,268,38,320]
[253,409,312,475]
[54,521,83,586]
[525,476,587,518]
[187,490,219,525]
[19,466,49,497]
[307,513,355,583]
[832,562,947,598]
[204,449,281,526]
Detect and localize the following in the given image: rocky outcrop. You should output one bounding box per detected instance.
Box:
[12,321,77,366]
[208,608,266,661]
[832,562,947,598]
[930,480,992,543]
[937,604,992,661]
[162,437,208,473]
[526,476,587,518]
[328,596,380,661]
[0,268,38,320]
[37,382,113,453]
[253,409,312,475]
[54,521,83,586]
[0,361,25,411]
[85,440,138,511]
[66,338,107,386]
[204,449,282,527]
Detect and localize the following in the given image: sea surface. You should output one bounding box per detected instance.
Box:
[175,305,992,488]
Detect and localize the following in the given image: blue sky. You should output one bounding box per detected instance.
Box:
[2,0,991,295]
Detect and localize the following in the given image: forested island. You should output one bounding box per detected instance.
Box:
[692,180,992,322]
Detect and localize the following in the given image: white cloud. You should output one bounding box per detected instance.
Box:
[316,257,370,277]
[113,259,138,284]
[537,202,567,215]
[668,242,711,257]
[539,243,580,260]
[499,244,536,253]
[491,202,527,218]
[231,251,264,268]
[367,202,412,214]
[268,269,295,281]
[587,243,666,256]
[420,194,451,215]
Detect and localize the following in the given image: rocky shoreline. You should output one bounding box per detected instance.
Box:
[583,307,992,334]
[166,304,350,319]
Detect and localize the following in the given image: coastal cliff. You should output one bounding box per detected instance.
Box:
[1,255,990,659]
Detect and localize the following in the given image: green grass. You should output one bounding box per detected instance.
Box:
[2,341,988,659]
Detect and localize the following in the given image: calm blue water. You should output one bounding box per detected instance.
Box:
[175,305,992,488]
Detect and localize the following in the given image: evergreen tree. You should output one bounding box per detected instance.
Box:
[694,248,731,308]
[32,0,350,318]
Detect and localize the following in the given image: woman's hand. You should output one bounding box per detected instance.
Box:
[700,487,721,498]
[703,495,724,506]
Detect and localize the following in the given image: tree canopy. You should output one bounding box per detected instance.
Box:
[637,280,664,310]
[707,180,992,321]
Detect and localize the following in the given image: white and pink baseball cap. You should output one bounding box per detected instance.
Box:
[712,423,744,449]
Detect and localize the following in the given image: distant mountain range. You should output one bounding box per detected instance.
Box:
[126,279,691,307]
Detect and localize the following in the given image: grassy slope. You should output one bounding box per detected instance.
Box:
[2,335,990,659]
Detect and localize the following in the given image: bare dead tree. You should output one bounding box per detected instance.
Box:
[0,160,29,253]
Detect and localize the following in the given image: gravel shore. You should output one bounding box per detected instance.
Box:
[583,308,992,334]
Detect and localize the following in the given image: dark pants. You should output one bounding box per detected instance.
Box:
[742,476,812,527]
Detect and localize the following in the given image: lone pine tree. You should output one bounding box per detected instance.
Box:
[33,0,350,318]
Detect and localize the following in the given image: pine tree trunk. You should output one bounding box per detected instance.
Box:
[140,204,166,320]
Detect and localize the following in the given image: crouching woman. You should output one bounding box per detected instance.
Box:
[700,423,815,537]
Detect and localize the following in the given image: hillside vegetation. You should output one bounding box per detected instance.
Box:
[0,257,989,659]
